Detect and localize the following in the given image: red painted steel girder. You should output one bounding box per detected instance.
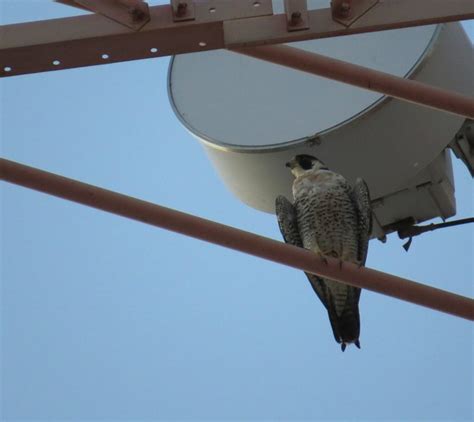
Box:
[1,158,473,321]
[232,44,474,119]
[1,0,474,77]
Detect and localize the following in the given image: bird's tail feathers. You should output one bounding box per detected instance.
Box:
[326,287,361,351]
[305,273,362,351]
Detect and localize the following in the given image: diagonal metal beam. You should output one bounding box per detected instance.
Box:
[232,44,474,120]
[1,0,473,78]
[1,158,473,321]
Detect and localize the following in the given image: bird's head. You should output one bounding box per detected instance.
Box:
[285,154,328,178]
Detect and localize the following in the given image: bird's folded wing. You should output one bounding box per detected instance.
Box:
[275,195,329,310]
[351,178,372,265]
[275,195,303,248]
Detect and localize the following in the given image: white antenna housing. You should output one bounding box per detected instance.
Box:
[168,19,473,237]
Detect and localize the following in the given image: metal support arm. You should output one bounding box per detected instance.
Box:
[232,44,474,119]
[1,158,473,321]
[2,0,473,77]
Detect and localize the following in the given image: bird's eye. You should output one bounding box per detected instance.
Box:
[300,158,313,170]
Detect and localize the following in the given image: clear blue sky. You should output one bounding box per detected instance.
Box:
[1,1,473,420]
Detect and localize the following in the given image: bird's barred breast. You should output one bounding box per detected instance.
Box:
[294,175,359,262]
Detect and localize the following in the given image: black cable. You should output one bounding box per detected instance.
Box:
[398,217,474,251]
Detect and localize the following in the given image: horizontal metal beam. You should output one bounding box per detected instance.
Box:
[224,0,474,47]
[1,157,473,321]
[233,45,474,119]
[0,1,273,77]
[1,0,473,77]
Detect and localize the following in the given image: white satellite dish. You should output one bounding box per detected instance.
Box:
[168,6,473,238]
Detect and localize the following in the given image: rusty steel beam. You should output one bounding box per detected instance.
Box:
[1,158,473,321]
[233,44,474,120]
[1,0,474,77]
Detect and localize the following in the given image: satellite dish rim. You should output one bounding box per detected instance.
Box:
[167,26,441,154]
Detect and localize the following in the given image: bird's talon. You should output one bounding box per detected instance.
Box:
[317,253,328,265]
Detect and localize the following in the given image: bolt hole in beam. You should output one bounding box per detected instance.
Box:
[101,53,109,60]
[209,7,216,14]
[52,60,61,66]
[253,1,260,7]
[4,66,12,72]
[198,41,207,47]
[150,47,158,54]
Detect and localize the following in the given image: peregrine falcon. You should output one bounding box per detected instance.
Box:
[275,154,372,351]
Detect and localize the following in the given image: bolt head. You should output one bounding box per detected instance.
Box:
[129,7,146,22]
[338,1,351,18]
[177,2,188,16]
[290,11,302,25]
[341,1,351,11]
